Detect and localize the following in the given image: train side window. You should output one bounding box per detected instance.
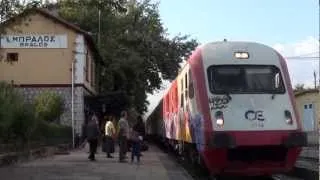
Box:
[189,83,194,99]
[184,74,188,99]
[188,69,194,99]
[181,78,184,107]
[181,78,184,92]
[185,73,188,89]
[275,73,280,89]
[174,85,178,107]
[180,94,184,107]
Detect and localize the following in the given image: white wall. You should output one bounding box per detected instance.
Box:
[74,34,85,84]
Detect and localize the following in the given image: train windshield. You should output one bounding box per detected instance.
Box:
[207,65,286,94]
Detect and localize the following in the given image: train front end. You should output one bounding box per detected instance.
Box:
[197,42,307,176]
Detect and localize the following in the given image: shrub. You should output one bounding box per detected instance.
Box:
[34,91,64,123]
[0,82,37,143]
[32,121,72,145]
[0,82,71,148]
[10,102,38,143]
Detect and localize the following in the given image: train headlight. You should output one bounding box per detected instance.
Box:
[215,111,224,127]
[284,110,293,125]
[216,118,224,126]
[234,52,249,59]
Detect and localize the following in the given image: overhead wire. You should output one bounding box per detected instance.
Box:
[284,51,320,60]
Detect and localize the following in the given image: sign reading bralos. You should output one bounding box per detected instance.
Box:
[0,34,68,48]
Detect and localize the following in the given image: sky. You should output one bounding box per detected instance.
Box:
[145,0,319,117]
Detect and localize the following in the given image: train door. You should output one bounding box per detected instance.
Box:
[178,68,190,152]
[186,69,196,143]
[175,72,183,154]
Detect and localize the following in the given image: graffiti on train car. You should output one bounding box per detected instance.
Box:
[208,95,231,110]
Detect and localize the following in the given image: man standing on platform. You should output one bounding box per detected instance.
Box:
[118,110,129,162]
[85,112,101,161]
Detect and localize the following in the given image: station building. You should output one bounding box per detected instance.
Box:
[0,8,103,134]
[295,89,319,144]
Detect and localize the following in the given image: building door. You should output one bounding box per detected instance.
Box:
[303,103,315,131]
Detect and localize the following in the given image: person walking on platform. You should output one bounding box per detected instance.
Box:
[85,113,101,161]
[131,122,143,164]
[104,117,116,158]
[134,115,145,156]
[118,110,129,162]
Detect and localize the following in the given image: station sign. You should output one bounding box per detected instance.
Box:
[0,34,68,48]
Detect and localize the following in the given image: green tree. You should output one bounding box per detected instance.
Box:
[0,81,38,144]
[0,81,19,140]
[57,0,198,114]
[34,91,64,123]
[0,81,72,148]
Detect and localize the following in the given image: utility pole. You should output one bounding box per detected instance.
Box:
[71,59,75,148]
[318,0,320,93]
[314,70,317,89]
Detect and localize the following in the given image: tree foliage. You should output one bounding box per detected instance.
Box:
[57,0,199,114]
[0,0,23,22]
[0,81,71,147]
[0,0,199,114]
[34,91,64,123]
[0,81,38,143]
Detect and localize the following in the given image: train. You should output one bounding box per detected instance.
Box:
[146,41,307,177]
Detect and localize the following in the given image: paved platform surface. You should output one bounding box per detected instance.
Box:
[300,146,319,160]
[0,145,193,180]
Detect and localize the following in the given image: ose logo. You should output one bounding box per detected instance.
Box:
[245,110,265,121]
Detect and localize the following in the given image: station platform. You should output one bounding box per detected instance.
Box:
[0,144,193,180]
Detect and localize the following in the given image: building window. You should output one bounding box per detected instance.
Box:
[7,53,18,62]
[85,50,89,82]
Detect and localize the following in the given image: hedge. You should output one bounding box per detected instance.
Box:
[0,81,72,151]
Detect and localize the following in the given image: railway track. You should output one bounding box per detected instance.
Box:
[151,140,308,180]
[271,174,304,180]
[199,173,304,180]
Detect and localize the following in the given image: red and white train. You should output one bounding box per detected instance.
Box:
[146,41,307,177]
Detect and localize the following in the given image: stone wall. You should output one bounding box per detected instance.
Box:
[16,86,87,134]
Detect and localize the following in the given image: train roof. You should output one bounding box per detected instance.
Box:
[199,41,274,50]
[197,41,282,65]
